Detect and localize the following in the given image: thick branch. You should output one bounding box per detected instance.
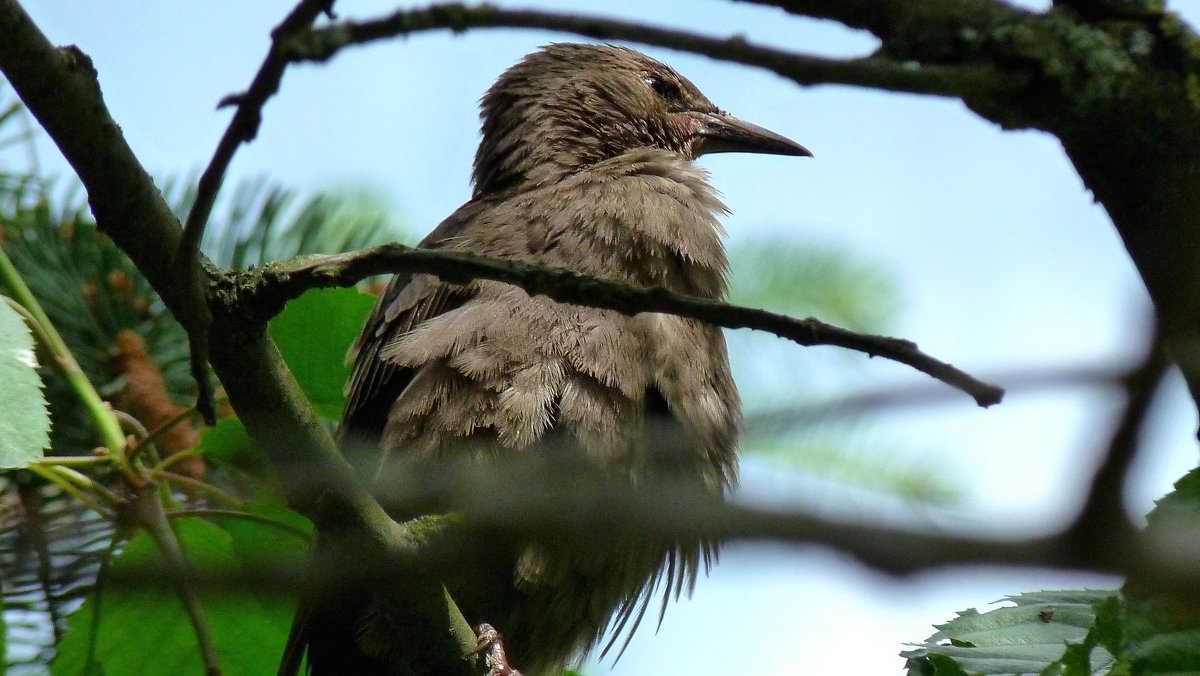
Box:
[360,458,1144,581]
[736,0,1031,43]
[286,4,1020,99]
[244,244,1005,407]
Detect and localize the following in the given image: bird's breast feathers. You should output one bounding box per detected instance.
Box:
[362,148,741,481]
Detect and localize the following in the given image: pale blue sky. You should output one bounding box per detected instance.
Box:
[15,1,1200,673]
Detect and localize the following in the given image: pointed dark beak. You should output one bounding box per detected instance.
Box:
[690,111,812,158]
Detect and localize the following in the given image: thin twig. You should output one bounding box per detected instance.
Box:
[183,0,336,244]
[84,526,126,672]
[177,0,336,426]
[746,364,1122,434]
[154,470,246,507]
[244,244,1005,407]
[23,463,114,519]
[139,402,201,453]
[132,485,222,676]
[167,508,312,541]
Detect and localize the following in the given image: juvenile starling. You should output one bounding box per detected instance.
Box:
[282,42,810,675]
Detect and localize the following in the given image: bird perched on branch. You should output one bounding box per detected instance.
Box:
[282,42,809,675]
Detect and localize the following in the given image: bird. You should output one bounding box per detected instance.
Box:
[280,42,810,676]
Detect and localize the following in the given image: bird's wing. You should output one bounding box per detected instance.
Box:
[278,202,492,676]
[337,200,493,444]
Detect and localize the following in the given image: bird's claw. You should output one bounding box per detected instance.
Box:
[474,623,523,676]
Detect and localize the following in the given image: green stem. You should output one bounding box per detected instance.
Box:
[133,484,222,676]
[85,527,125,673]
[154,470,245,507]
[36,462,121,505]
[24,463,113,517]
[35,454,108,467]
[154,449,202,473]
[0,251,128,463]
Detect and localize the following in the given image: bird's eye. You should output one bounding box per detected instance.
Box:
[643,74,673,100]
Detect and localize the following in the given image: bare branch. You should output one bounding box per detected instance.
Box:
[746,363,1124,433]
[285,4,1022,99]
[240,244,1005,408]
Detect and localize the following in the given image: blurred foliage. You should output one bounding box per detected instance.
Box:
[728,238,897,334]
[52,515,309,676]
[724,235,959,505]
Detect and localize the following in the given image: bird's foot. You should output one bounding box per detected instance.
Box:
[473,623,523,676]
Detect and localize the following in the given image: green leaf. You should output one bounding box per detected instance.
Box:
[0,298,50,466]
[196,416,263,472]
[268,287,376,419]
[195,417,286,502]
[53,517,302,676]
[902,589,1119,676]
[1122,467,1200,675]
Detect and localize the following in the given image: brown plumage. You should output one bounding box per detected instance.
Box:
[282,43,809,676]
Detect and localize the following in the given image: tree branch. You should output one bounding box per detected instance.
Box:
[284,4,1022,99]
[358,457,1145,581]
[735,0,1031,43]
[240,244,1005,408]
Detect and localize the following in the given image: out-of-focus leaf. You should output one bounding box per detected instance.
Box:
[728,238,897,334]
[52,517,301,676]
[268,287,376,420]
[742,436,962,505]
[0,299,49,467]
[901,589,1119,675]
[195,417,263,473]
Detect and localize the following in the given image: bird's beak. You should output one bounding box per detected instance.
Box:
[689,111,812,158]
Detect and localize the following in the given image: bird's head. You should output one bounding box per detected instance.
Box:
[472,43,810,196]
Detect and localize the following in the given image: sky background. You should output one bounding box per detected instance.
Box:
[12,1,1200,673]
